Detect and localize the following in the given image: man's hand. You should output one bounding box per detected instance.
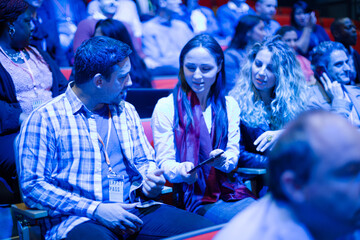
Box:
[254,130,283,152]
[179,162,198,184]
[319,73,346,101]
[93,202,143,235]
[142,169,166,198]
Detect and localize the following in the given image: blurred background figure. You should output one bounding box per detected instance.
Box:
[74,0,146,66]
[216,0,255,43]
[0,0,67,204]
[142,0,194,76]
[88,0,143,40]
[308,41,360,128]
[225,15,265,94]
[26,0,68,66]
[255,0,280,36]
[230,36,308,177]
[152,34,255,224]
[182,0,220,36]
[215,110,360,240]
[94,19,152,88]
[276,26,316,85]
[331,17,360,85]
[50,0,87,65]
[291,0,329,58]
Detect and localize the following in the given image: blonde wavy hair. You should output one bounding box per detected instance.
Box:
[230,36,309,130]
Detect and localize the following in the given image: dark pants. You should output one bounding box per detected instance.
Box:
[66,204,214,240]
[0,132,20,204]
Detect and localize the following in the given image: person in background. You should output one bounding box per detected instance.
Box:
[230,36,308,171]
[73,0,145,60]
[18,36,214,240]
[50,0,87,65]
[255,0,280,36]
[276,26,316,85]
[224,14,265,94]
[290,0,329,58]
[331,17,360,85]
[0,0,67,203]
[152,34,256,224]
[94,18,152,88]
[142,0,194,76]
[182,0,220,36]
[26,0,68,66]
[216,0,255,43]
[308,41,360,127]
[87,0,143,41]
[215,110,360,240]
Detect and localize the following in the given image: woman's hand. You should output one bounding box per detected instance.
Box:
[208,149,226,169]
[305,11,316,29]
[179,162,198,184]
[254,130,283,152]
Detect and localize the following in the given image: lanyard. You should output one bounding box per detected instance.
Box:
[97,106,114,173]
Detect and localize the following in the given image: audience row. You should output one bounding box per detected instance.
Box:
[1,0,360,239]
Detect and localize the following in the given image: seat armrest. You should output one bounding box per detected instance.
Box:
[237,168,266,175]
[11,203,48,219]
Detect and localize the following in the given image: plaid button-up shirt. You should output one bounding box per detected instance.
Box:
[18,84,156,240]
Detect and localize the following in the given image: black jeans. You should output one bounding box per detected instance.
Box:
[66,204,214,240]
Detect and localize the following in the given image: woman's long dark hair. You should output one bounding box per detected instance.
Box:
[174,34,228,147]
[291,1,312,30]
[229,15,262,50]
[95,19,152,88]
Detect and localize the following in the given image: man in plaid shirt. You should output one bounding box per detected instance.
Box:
[18,36,213,240]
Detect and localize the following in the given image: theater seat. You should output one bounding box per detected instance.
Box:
[151,75,178,89]
[126,88,171,118]
[274,15,290,26]
[163,224,225,240]
[60,67,72,81]
[319,17,334,29]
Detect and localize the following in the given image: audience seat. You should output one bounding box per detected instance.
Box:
[163,223,225,240]
[319,17,334,29]
[126,88,172,118]
[277,6,292,15]
[274,15,291,26]
[60,67,72,81]
[151,75,178,89]
[324,28,334,41]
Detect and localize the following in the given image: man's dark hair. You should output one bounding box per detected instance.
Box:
[74,36,132,84]
[309,41,348,69]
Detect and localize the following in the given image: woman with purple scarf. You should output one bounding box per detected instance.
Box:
[152,34,255,224]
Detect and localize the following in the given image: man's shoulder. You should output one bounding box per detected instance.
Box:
[270,19,281,28]
[214,195,313,240]
[345,85,360,96]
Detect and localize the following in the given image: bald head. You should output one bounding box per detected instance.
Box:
[269,110,360,238]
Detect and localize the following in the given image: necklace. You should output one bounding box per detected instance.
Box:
[4,49,24,61]
[3,49,27,62]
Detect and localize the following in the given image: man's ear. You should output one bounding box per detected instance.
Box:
[332,30,341,41]
[93,73,103,88]
[280,170,306,203]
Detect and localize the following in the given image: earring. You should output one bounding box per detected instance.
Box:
[8,24,15,38]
